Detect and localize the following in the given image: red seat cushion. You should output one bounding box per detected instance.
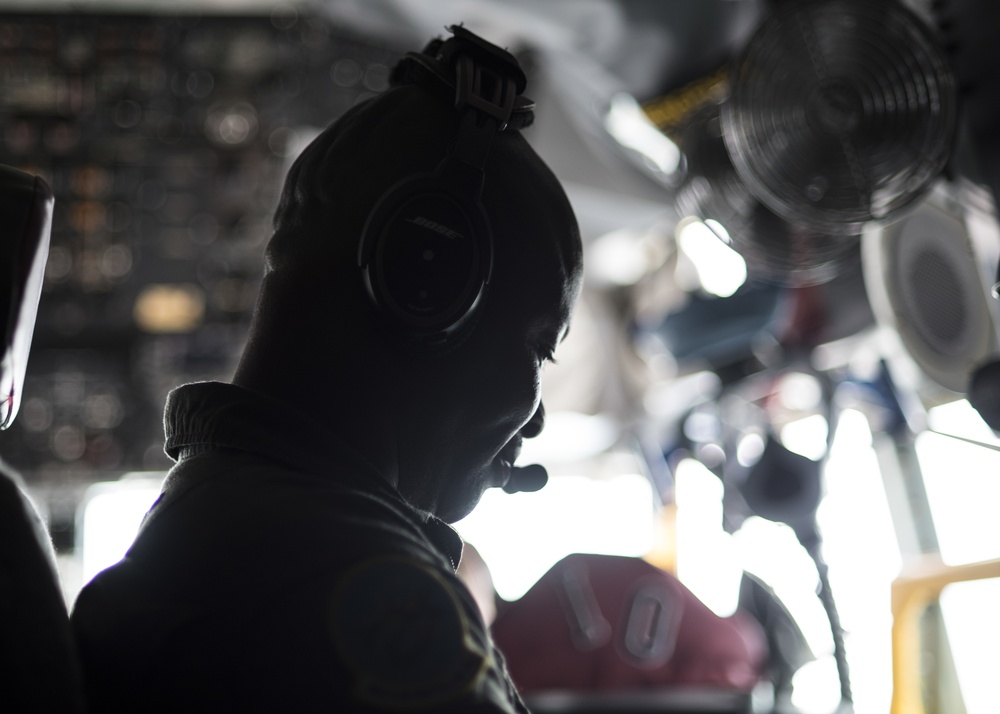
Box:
[491,553,767,694]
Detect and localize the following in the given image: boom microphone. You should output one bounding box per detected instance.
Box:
[503,463,549,494]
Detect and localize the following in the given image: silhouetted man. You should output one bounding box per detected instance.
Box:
[71,26,583,713]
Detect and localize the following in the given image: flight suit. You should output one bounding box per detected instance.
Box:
[71,381,527,713]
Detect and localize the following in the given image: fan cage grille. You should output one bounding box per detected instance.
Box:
[723,0,958,235]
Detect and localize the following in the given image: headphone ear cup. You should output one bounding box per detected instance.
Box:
[358,174,493,346]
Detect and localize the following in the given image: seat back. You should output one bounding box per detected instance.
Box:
[0,164,86,711]
[0,164,53,428]
[491,554,767,713]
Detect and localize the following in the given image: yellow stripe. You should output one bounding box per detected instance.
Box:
[642,66,730,137]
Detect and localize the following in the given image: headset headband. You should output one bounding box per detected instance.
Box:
[390,25,535,136]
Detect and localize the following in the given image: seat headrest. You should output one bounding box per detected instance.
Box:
[0,164,53,429]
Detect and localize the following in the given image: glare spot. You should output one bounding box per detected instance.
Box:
[779,372,824,412]
[674,457,741,617]
[133,283,205,333]
[219,114,250,144]
[79,477,164,587]
[676,218,747,297]
[455,472,654,601]
[605,93,681,176]
[737,432,766,467]
[588,226,653,286]
[780,414,829,461]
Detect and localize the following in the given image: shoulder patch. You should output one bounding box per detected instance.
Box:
[330,557,490,709]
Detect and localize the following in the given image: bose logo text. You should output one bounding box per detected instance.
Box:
[407,216,464,240]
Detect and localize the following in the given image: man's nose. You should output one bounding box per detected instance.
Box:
[521,401,546,439]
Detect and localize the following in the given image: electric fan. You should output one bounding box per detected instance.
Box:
[675,103,858,285]
[723,0,958,235]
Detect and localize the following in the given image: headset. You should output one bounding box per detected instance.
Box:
[357,25,535,348]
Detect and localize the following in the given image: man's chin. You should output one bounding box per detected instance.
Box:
[435,466,503,524]
[436,496,483,524]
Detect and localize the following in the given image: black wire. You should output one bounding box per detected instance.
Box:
[802,535,855,707]
[805,376,855,708]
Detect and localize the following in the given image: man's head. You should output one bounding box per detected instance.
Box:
[236,35,583,522]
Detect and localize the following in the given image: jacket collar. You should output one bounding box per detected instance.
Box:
[163,381,464,569]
